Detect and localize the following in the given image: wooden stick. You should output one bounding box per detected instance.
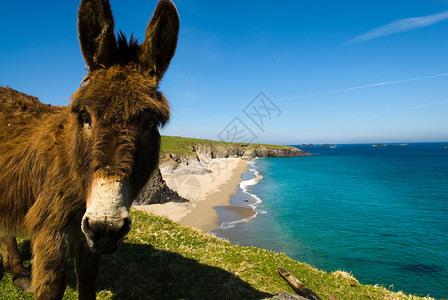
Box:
[278,266,322,300]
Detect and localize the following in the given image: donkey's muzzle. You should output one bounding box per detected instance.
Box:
[81,215,131,254]
[82,178,132,253]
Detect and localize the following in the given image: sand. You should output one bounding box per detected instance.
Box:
[135,158,255,232]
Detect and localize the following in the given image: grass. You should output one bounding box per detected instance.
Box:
[0,210,434,299]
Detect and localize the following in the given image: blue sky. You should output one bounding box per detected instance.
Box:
[0,1,447,144]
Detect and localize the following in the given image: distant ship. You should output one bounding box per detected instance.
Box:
[372,143,388,147]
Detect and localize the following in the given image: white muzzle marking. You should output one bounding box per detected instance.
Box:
[81,178,132,250]
[85,178,131,220]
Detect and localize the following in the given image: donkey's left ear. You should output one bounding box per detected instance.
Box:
[78,0,117,71]
[139,0,179,83]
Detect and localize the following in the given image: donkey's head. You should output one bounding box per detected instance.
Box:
[70,0,179,254]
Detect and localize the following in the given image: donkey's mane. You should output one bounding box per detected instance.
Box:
[116,32,140,66]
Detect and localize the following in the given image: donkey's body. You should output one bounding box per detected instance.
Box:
[0,88,68,232]
[0,0,179,299]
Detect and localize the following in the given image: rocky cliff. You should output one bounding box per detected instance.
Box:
[159,143,311,174]
[194,144,310,159]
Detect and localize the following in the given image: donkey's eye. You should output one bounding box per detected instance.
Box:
[78,110,91,128]
[142,118,156,132]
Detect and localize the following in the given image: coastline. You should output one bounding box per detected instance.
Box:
[135,157,253,232]
[211,160,264,231]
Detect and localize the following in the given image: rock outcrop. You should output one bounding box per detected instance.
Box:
[271,292,308,300]
[134,170,188,205]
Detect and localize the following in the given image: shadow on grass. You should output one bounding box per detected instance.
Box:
[65,242,272,300]
[2,239,271,299]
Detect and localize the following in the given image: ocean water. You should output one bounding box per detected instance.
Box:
[211,143,448,298]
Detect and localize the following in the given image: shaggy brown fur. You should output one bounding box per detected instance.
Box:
[0,0,179,299]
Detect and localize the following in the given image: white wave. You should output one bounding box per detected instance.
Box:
[241,160,264,206]
[216,211,259,230]
[240,171,263,189]
[247,158,258,168]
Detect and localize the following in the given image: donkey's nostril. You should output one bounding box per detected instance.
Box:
[82,216,90,231]
[82,215,131,244]
[82,216,97,241]
[118,216,132,236]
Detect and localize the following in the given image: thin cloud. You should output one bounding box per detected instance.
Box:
[346,10,448,45]
[274,73,448,102]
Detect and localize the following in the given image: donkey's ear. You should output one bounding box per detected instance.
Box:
[78,0,117,70]
[139,0,179,82]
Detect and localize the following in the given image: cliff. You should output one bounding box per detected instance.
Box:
[2,210,429,299]
[193,143,310,159]
[159,136,311,174]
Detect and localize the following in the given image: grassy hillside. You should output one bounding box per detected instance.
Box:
[0,210,432,299]
[160,135,292,157]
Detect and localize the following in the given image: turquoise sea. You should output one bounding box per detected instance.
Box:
[211,142,448,298]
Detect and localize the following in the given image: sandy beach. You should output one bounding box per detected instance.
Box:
[135,158,255,232]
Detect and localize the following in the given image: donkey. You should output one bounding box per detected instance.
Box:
[0,0,179,299]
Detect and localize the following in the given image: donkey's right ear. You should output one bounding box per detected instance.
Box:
[78,0,117,71]
[139,0,179,83]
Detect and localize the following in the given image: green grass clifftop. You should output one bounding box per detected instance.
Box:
[160,136,311,166]
[0,211,433,299]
